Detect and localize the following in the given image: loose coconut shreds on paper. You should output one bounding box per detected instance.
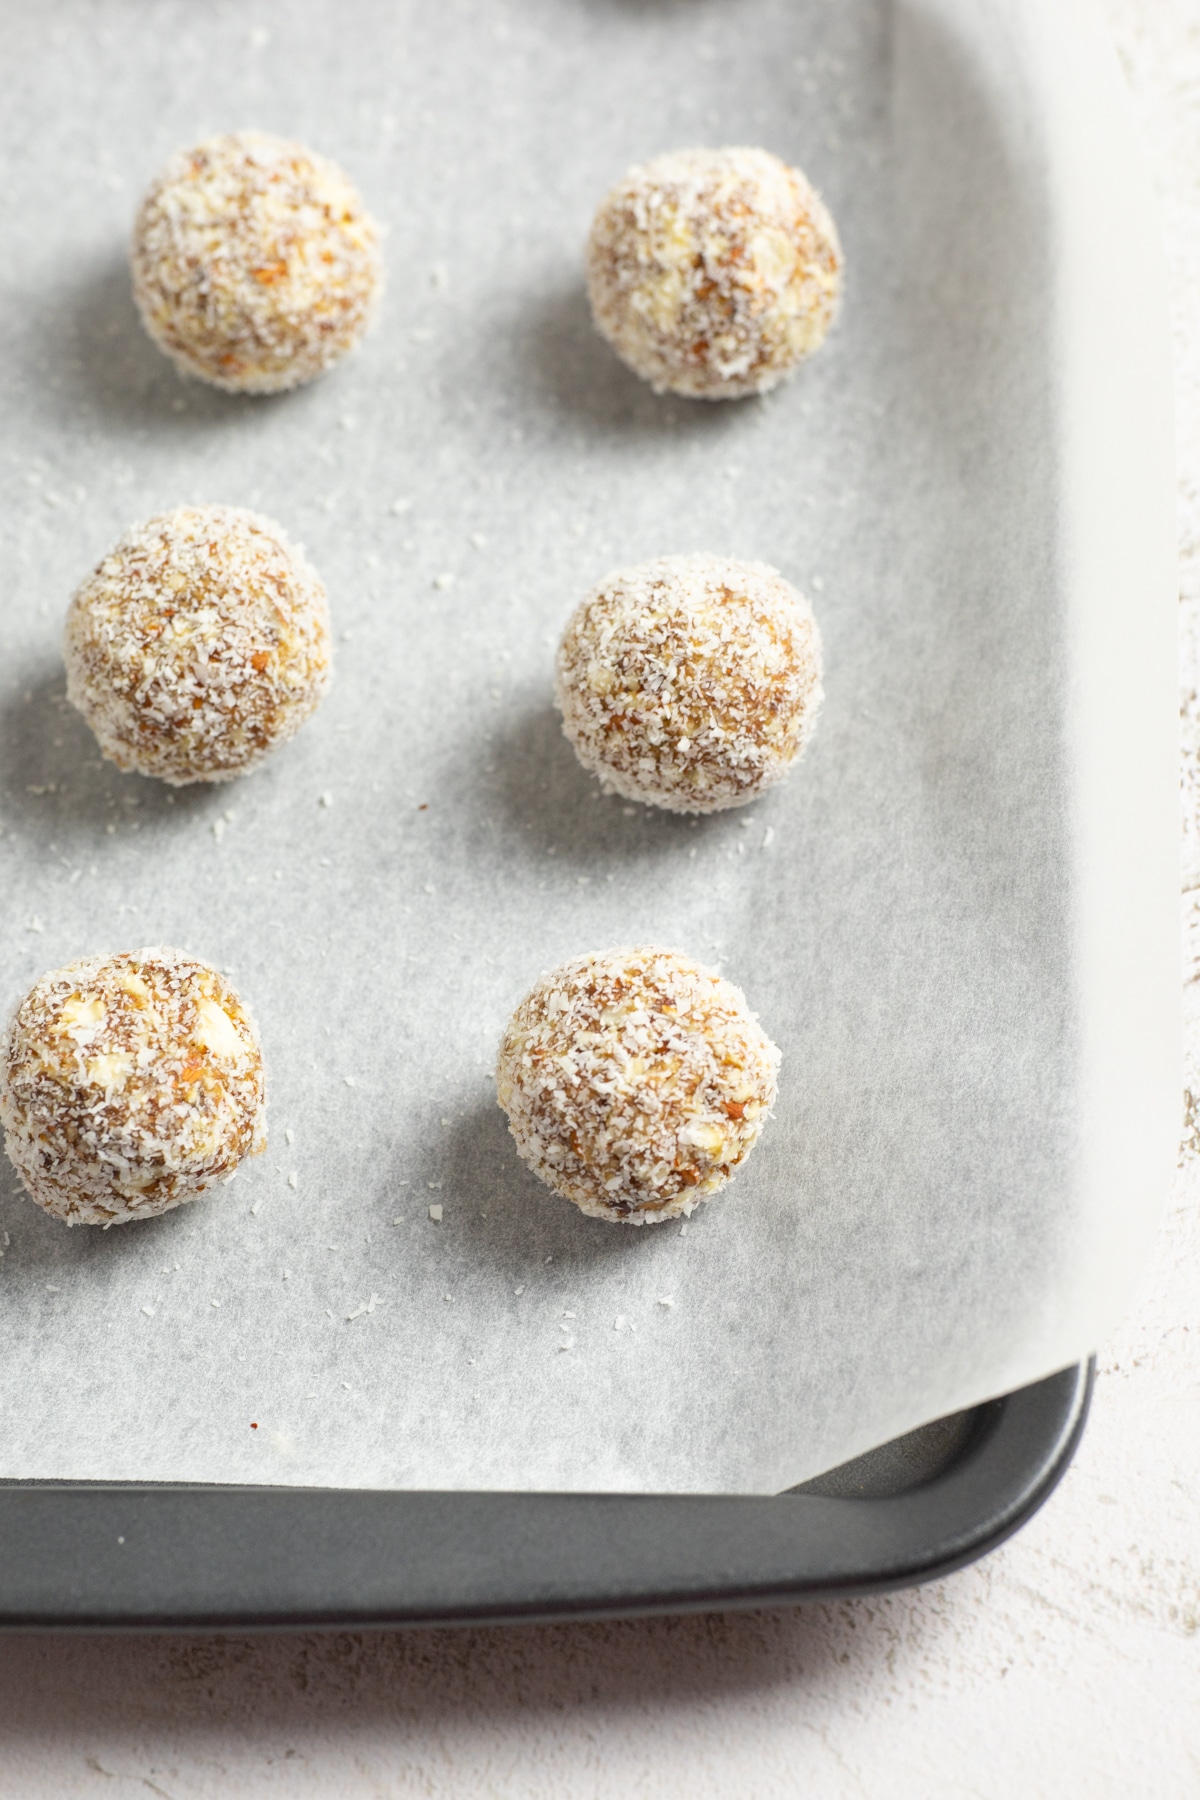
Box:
[556,554,823,813]
[131,130,382,394]
[64,505,332,785]
[586,145,842,400]
[0,949,267,1228]
[495,947,780,1224]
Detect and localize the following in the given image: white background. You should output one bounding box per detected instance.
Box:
[0,0,1196,1791]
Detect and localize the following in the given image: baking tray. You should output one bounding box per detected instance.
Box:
[0,0,1175,1622]
[0,1361,1092,1629]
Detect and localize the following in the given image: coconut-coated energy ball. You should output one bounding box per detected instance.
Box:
[65,505,332,785]
[556,553,822,813]
[496,947,779,1224]
[131,130,382,394]
[586,146,842,399]
[1,949,266,1227]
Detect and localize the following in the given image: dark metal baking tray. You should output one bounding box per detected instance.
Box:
[0,1359,1091,1630]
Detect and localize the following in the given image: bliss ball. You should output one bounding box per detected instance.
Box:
[131,130,382,394]
[497,947,780,1224]
[1,949,266,1227]
[555,553,823,813]
[65,504,332,785]
[586,145,842,399]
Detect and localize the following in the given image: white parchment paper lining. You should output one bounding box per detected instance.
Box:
[0,0,1177,1492]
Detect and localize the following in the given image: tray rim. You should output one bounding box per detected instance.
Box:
[0,1360,1092,1631]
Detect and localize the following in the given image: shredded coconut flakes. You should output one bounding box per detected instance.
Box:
[64,505,332,786]
[131,131,382,395]
[1,949,267,1227]
[496,945,780,1224]
[586,145,842,400]
[556,553,822,813]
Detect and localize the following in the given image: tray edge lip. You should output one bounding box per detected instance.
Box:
[0,1360,1094,1632]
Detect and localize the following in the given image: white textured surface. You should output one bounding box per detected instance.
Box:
[0,0,1196,1791]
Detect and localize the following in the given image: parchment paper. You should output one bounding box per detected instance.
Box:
[0,0,1178,1492]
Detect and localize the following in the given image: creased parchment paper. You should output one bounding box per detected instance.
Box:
[0,0,1177,1492]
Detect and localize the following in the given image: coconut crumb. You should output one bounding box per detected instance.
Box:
[496,945,779,1224]
[1,948,267,1228]
[556,554,821,813]
[346,1293,382,1321]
